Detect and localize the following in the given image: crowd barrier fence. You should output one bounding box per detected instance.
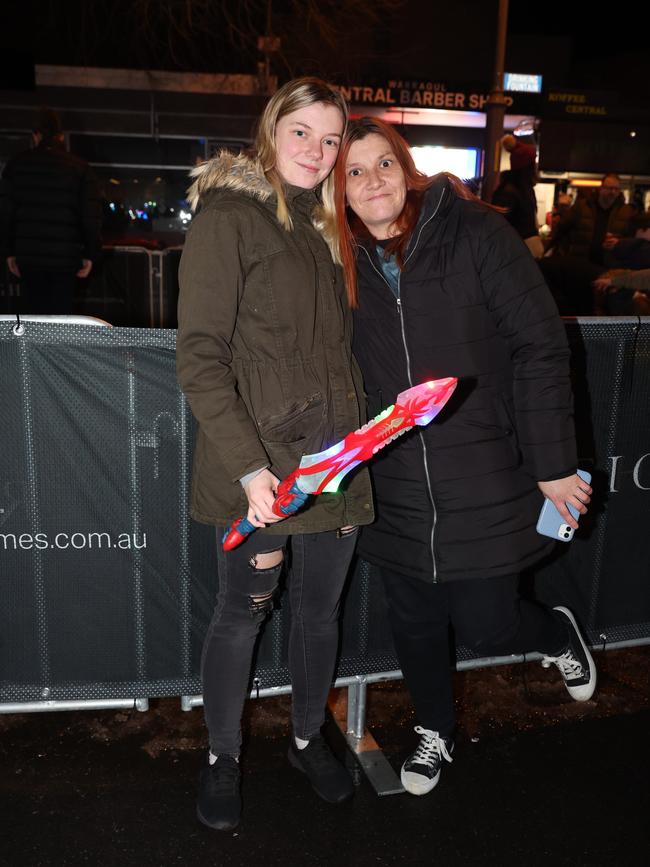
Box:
[1,316,649,785]
[1,246,183,329]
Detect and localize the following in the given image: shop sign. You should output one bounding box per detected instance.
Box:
[335,79,543,114]
[545,89,613,118]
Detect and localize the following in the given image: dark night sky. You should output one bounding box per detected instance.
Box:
[2,0,646,98]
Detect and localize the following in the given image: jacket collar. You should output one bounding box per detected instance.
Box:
[419,174,453,223]
[284,183,320,217]
[187,150,271,211]
[187,149,319,215]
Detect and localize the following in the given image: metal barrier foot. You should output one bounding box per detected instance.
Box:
[328,679,405,797]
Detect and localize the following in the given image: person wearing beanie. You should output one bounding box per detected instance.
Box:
[492,135,543,259]
[0,106,102,314]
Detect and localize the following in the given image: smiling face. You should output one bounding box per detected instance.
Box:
[344,133,408,239]
[274,102,344,189]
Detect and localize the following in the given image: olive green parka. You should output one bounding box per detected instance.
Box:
[176,151,373,533]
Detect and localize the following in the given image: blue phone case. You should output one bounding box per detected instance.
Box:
[536,469,592,543]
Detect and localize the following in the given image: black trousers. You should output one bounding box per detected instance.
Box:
[18,271,77,315]
[379,568,568,737]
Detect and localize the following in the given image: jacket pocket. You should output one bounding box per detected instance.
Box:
[257,392,325,444]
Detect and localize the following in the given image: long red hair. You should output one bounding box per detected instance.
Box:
[334,117,483,308]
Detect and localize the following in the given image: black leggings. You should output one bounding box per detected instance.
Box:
[379,568,568,737]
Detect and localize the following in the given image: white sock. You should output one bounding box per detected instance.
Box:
[294,736,310,750]
[209,750,238,764]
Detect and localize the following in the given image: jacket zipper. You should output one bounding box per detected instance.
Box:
[360,187,446,582]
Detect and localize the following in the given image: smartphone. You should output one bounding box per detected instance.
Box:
[536,469,592,543]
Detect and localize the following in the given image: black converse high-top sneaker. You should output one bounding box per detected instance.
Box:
[400,726,454,796]
[541,606,597,701]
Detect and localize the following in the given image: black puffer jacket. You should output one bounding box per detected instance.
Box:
[491,171,538,240]
[0,141,102,272]
[352,177,577,583]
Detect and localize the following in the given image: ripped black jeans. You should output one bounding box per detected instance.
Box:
[202,527,358,756]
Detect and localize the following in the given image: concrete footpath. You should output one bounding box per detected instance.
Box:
[2,647,649,867]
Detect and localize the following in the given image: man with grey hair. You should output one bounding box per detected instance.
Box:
[549,173,635,265]
[0,108,102,314]
[540,174,636,313]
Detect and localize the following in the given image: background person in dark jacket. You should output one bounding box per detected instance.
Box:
[491,135,542,259]
[593,212,650,313]
[333,118,595,797]
[602,210,650,271]
[549,174,635,265]
[0,108,101,314]
[539,174,636,314]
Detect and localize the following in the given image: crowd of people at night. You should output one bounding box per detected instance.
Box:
[0,87,645,833]
[492,135,649,316]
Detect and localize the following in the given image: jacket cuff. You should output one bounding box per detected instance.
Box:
[239,465,269,489]
[537,467,577,482]
[222,439,271,485]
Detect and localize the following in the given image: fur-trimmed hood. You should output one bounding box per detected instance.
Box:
[187,150,272,212]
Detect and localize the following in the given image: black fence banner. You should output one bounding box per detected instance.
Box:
[1,318,648,707]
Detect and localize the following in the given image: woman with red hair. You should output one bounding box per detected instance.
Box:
[333,117,595,796]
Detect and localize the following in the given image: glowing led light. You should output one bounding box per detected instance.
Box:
[322,460,361,493]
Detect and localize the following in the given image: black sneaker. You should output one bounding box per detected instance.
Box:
[541,606,597,702]
[196,754,241,831]
[288,734,354,803]
[400,726,454,796]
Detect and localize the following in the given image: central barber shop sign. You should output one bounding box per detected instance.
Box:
[336,80,540,115]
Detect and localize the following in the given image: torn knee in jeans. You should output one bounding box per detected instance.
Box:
[337,525,358,538]
[248,548,284,571]
[248,588,276,618]
[247,548,283,619]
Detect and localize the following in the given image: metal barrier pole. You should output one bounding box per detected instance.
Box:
[329,675,404,796]
[150,251,161,328]
[0,698,149,715]
[125,350,147,681]
[346,680,360,736]
[0,314,111,327]
[348,677,367,739]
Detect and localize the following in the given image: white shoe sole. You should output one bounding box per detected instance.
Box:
[554,605,597,701]
[400,766,441,796]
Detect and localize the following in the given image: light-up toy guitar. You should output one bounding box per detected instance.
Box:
[222,377,457,551]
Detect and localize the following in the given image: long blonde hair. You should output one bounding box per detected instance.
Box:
[254,77,348,240]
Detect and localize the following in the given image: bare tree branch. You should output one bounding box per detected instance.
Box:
[59,0,406,75]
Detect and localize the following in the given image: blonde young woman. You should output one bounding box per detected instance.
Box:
[177,79,373,831]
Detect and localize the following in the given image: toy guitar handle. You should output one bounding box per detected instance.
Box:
[222,474,309,551]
